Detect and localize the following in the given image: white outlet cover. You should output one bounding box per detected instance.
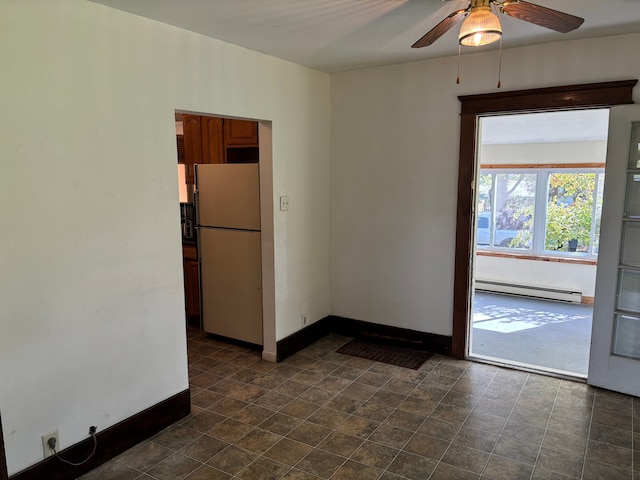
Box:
[42,430,59,458]
[279,196,289,211]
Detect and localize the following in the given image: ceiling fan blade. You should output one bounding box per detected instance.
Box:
[499,0,584,33]
[412,9,468,48]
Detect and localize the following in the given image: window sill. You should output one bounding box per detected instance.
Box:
[476,250,598,266]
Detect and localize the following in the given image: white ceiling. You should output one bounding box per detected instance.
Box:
[90,0,640,73]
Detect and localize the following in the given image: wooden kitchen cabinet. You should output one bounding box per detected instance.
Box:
[182,114,225,184]
[224,119,259,147]
[182,244,200,324]
[184,260,201,321]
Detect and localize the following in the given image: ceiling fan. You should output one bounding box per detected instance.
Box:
[412,0,584,49]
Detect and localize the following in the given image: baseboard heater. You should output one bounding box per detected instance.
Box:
[475,279,582,304]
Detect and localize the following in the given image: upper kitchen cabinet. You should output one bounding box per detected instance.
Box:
[224,119,259,147]
[182,114,225,184]
[201,116,225,166]
[224,119,259,164]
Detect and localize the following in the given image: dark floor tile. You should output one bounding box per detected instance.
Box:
[153,425,203,451]
[592,408,633,431]
[358,371,392,388]
[280,399,320,419]
[351,440,399,469]
[411,385,449,402]
[80,461,141,480]
[253,390,294,410]
[191,390,225,409]
[386,451,437,480]
[586,439,633,468]
[210,397,248,416]
[441,444,490,474]
[325,394,363,414]
[263,438,312,466]
[117,441,173,472]
[146,453,201,480]
[297,386,336,405]
[206,445,258,475]
[337,415,380,438]
[317,431,364,456]
[429,404,471,426]
[333,365,365,381]
[403,433,449,460]
[383,410,425,432]
[537,447,584,479]
[464,411,507,435]
[296,449,346,478]
[287,421,333,446]
[367,424,413,449]
[369,390,407,408]
[232,404,275,426]
[276,380,311,397]
[500,419,545,445]
[453,426,498,453]
[234,428,281,454]
[429,463,479,480]
[594,391,633,415]
[207,418,253,443]
[583,459,633,480]
[184,465,232,480]
[397,396,437,416]
[542,429,588,457]
[315,375,352,392]
[417,417,460,442]
[482,454,533,480]
[258,412,302,436]
[492,435,539,465]
[341,382,379,402]
[547,413,590,437]
[354,400,395,422]
[530,466,575,480]
[236,456,290,480]
[292,370,327,386]
[472,398,515,419]
[307,406,351,428]
[331,460,382,480]
[182,410,226,433]
[280,469,324,480]
[589,422,633,449]
[180,435,228,463]
[441,390,481,410]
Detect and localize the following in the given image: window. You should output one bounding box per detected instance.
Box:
[476,168,605,258]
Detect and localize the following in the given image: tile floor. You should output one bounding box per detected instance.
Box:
[80,328,638,480]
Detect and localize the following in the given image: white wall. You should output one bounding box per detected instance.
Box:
[475,256,597,297]
[0,1,330,474]
[330,33,640,336]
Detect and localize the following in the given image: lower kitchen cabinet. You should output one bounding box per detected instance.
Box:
[183,245,200,325]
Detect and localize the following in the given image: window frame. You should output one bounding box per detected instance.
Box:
[476,166,605,260]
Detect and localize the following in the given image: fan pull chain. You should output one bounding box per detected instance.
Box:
[497,37,503,89]
[457,44,461,85]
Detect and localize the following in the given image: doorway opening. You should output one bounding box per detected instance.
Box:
[468,109,609,377]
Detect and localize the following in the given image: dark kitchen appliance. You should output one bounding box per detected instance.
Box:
[180,203,196,242]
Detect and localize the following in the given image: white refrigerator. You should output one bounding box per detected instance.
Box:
[195,163,263,345]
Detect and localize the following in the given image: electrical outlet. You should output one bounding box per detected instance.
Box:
[279,196,289,211]
[301,314,307,326]
[42,430,59,458]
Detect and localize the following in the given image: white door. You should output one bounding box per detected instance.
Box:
[589,104,640,396]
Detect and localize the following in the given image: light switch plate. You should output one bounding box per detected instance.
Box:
[280,196,289,211]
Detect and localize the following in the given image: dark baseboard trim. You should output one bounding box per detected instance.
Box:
[1,412,8,480]
[9,389,190,480]
[276,316,333,362]
[276,315,452,362]
[330,316,452,357]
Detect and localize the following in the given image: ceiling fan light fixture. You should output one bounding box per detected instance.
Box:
[459,6,502,47]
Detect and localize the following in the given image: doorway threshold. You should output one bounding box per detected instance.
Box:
[467,353,587,382]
